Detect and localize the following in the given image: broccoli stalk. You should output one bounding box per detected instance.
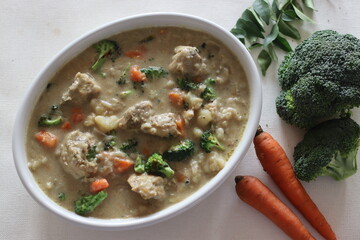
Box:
[145,153,174,178]
[38,105,62,127]
[74,191,107,216]
[134,155,146,174]
[163,139,195,161]
[200,130,224,153]
[294,117,360,181]
[91,40,120,74]
[276,30,360,128]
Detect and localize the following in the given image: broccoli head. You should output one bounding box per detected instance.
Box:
[145,153,174,178]
[276,30,360,128]
[163,139,195,161]
[200,130,224,153]
[91,40,120,73]
[293,117,360,182]
[74,191,107,216]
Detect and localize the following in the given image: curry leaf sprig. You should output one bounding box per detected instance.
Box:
[231,0,315,75]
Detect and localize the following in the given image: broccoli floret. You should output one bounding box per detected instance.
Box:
[294,117,360,182]
[91,40,120,73]
[163,139,195,161]
[140,66,168,79]
[74,191,107,216]
[200,130,224,153]
[86,146,97,161]
[119,139,138,152]
[200,78,216,102]
[177,78,199,91]
[38,105,62,127]
[134,155,146,173]
[276,30,360,128]
[145,153,174,178]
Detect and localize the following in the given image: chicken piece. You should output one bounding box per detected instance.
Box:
[127,173,166,200]
[168,46,208,78]
[118,101,154,130]
[61,72,101,104]
[141,113,181,137]
[56,130,97,180]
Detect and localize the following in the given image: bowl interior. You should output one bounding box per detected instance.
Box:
[12,12,262,230]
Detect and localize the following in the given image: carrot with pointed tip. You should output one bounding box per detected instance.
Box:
[254,126,336,240]
[235,175,315,240]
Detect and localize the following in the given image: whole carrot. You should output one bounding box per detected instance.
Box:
[235,175,315,240]
[254,126,336,240]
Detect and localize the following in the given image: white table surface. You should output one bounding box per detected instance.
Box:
[1,0,359,239]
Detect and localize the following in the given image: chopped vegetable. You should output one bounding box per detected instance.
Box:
[57,192,66,201]
[90,178,109,193]
[163,139,194,161]
[134,155,146,173]
[119,90,133,98]
[200,78,216,102]
[175,118,186,137]
[119,139,138,152]
[38,105,62,127]
[176,78,199,91]
[74,191,107,216]
[71,108,84,123]
[200,130,224,153]
[168,91,184,107]
[294,117,360,181]
[254,126,336,240]
[140,66,168,80]
[86,146,97,161]
[235,176,315,240]
[34,130,58,148]
[61,121,71,130]
[125,50,143,59]
[91,40,120,73]
[145,153,174,178]
[130,65,147,82]
[113,158,134,173]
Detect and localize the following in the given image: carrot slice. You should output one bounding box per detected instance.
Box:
[176,118,186,137]
[90,178,109,193]
[130,65,147,82]
[61,121,71,130]
[71,108,83,123]
[34,130,58,148]
[113,158,134,173]
[168,92,184,107]
[125,50,143,59]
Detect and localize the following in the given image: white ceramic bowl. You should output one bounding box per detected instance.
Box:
[12,12,262,230]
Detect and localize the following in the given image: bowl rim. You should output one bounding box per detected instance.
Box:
[12,12,262,230]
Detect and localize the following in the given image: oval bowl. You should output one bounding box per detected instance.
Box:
[12,12,262,230]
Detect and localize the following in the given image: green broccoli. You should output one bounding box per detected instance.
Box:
[276,30,360,128]
[293,117,360,182]
[200,130,224,153]
[140,66,168,79]
[177,78,199,91]
[134,155,146,173]
[200,78,216,102]
[163,139,195,161]
[38,105,62,127]
[119,139,138,153]
[91,40,120,73]
[74,191,107,216]
[145,153,174,178]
